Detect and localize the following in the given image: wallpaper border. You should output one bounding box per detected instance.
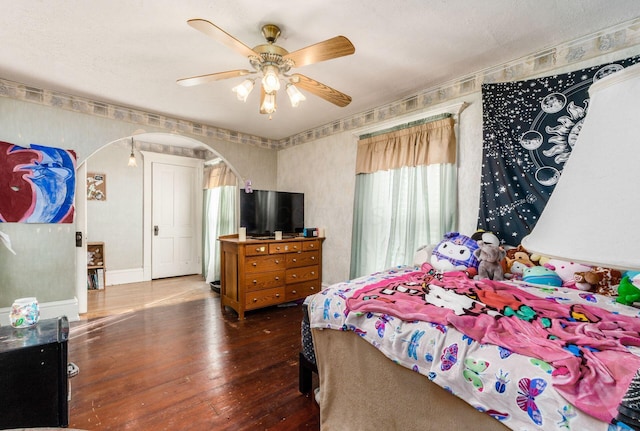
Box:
[1,18,639,150]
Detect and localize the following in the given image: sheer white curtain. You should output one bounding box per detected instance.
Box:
[203,163,237,283]
[350,117,458,278]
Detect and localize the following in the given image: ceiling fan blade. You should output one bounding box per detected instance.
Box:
[177,70,253,87]
[284,36,355,68]
[291,74,352,107]
[187,19,259,58]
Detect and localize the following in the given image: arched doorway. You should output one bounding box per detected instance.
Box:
[75,132,241,315]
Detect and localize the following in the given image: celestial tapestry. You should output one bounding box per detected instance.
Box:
[477,55,640,246]
[0,141,77,223]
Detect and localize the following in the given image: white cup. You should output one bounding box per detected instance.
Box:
[318,227,325,237]
[238,227,246,242]
[275,231,283,240]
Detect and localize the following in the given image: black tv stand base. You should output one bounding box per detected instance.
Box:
[248,234,299,240]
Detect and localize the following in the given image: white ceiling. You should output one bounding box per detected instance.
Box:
[2,1,640,142]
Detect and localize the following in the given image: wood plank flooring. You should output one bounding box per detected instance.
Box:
[69,276,320,430]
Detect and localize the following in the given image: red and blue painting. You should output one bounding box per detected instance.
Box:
[0,141,76,223]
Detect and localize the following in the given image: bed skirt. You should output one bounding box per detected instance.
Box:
[312,327,508,431]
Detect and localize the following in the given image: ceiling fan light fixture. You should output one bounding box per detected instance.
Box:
[286,83,306,107]
[180,19,355,116]
[261,91,277,114]
[232,78,255,102]
[261,65,281,93]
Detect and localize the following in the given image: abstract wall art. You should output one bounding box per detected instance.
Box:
[0,141,77,223]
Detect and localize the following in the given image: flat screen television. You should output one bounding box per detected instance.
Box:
[240,189,304,238]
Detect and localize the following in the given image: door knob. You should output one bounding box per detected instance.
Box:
[154,225,159,236]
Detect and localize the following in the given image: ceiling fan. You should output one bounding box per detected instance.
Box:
[177,19,355,116]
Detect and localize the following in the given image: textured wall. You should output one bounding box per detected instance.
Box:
[277,132,358,286]
[277,47,640,285]
[0,97,277,308]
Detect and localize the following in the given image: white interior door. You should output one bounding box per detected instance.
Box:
[151,161,200,279]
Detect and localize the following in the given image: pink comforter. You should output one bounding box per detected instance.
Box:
[346,263,640,423]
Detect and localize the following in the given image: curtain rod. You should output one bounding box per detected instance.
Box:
[358,112,452,140]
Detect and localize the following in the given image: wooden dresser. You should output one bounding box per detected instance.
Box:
[219,234,324,319]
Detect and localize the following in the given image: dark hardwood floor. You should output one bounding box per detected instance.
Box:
[68,279,320,430]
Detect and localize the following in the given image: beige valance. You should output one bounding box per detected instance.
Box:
[203,163,237,189]
[355,117,456,174]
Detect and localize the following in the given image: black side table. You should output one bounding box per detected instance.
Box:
[0,316,69,429]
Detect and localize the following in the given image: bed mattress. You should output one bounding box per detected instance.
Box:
[306,265,640,430]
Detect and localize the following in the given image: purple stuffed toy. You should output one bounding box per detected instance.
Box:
[430,232,479,272]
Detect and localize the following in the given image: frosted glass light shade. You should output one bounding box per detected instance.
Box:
[261,66,281,93]
[232,79,255,102]
[261,92,276,114]
[127,138,137,167]
[286,83,306,107]
[521,62,640,270]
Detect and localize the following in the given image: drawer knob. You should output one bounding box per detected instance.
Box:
[253,298,258,302]
[310,286,315,291]
[292,274,297,278]
[311,256,315,260]
[252,262,257,267]
[292,258,297,262]
[310,244,315,248]
[292,290,297,294]
[255,248,261,252]
[276,293,280,298]
[275,260,280,264]
[252,279,257,284]
[311,271,315,275]
[275,276,280,281]
[276,246,281,250]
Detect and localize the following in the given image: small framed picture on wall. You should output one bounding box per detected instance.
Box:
[87,172,106,201]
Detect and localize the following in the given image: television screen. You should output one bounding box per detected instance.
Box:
[240,189,304,237]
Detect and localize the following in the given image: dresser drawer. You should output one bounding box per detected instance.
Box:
[269,241,302,254]
[245,255,285,273]
[244,244,269,256]
[245,287,285,310]
[302,240,320,251]
[245,271,285,291]
[285,280,320,300]
[286,266,319,284]
[286,251,319,268]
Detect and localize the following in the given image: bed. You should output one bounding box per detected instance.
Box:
[303,264,640,431]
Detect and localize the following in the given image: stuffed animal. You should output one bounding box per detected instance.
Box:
[544,259,592,289]
[471,230,500,246]
[573,271,602,292]
[473,237,506,281]
[617,275,640,306]
[504,245,534,279]
[530,253,551,267]
[413,244,435,267]
[430,232,479,273]
[523,266,563,287]
[574,267,622,296]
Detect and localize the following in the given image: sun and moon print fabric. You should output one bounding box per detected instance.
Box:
[477,55,640,246]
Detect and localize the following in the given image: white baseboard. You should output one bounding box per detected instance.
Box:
[106,268,145,286]
[0,298,79,326]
